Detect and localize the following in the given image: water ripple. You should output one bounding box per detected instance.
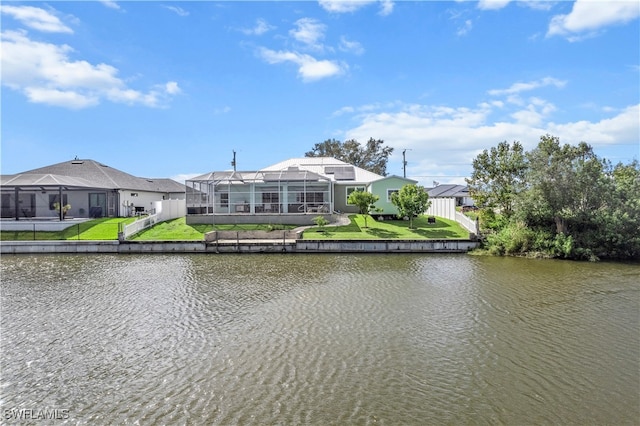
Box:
[1,254,638,425]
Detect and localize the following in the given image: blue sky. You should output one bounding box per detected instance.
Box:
[2,0,638,185]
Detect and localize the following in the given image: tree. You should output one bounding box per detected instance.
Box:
[347,190,380,228]
[465,140,526,219]
[524,135,609,236]
[305,138,394,176]
[390,184,431,229]
[596,160,640,259]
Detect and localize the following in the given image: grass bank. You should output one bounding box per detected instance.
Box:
[130,218,296,241]
[0,218,137,241]
[1,215,471,241]
[302,215,470,240]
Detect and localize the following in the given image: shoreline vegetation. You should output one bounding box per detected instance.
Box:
[467,135,640,262]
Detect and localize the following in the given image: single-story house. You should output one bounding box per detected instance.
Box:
[1,159,185,220]
[427,184,474,207]
[186,157,418,225]
[424,183,475,221]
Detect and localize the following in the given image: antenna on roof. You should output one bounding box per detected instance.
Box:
[231,150,236,172]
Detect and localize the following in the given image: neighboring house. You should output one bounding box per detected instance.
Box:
[186,157,417,225]
[425,184,475,221]
[1,159,186,220]
[427,184,474,207]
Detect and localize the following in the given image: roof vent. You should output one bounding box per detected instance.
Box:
[71,160,84,165]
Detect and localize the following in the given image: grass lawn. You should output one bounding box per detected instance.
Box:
[0,218,137,241]
[130,217,297,241]
[2,216,471,241]
[302,215,470,240]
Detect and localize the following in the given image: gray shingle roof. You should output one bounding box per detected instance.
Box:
[2,159,185,193]
[1,173,96,188]
[427,184,469,198]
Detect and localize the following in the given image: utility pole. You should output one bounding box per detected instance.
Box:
[231,150,236,171]
[402,149,410,178]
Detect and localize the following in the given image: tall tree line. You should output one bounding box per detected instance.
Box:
[305,138,393,176]
[466,135,640,261]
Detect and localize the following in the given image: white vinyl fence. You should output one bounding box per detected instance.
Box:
[455,210,479,235]
[426,197,479,236]
[121,199,186,240]
[425,198,457,220]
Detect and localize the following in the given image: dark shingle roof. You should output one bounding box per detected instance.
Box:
[427,184,469,198]
[4,159,185,193]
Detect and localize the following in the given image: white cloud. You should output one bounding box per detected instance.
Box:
[163,6,189,17]
[547,0,640,40]
[0,29,179,109]
[0,5,73,33]
[318,0,394,16]
[164,81,181,95]
[339,36,365,55]
[488,77,566,96]
[213,106,231,115]
[25,87,98,109]
[289,18,326,50]
[379,0,394,16]
[477,0,512,11]
[457,19,473,36]
[337,99,638,185]
[241,18,275,35]
[99,1,121,10]
[258,48,346,81]
[520,1,553,12]
[547,104,640,146]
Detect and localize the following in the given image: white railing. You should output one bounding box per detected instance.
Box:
[455,211,479,235]
[121,199,186,239]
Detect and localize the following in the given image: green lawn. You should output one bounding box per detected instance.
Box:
[0,217,137,241]
[302,215,470,240]
[130,217,297,240]
[2,215,471,241]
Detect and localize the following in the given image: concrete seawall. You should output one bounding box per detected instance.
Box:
[1,239,479,254]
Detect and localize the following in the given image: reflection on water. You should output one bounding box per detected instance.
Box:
[1,254,638,424]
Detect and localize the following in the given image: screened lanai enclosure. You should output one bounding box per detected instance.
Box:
[185,168,334,225]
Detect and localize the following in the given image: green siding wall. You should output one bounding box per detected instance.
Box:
[370,177,416,216]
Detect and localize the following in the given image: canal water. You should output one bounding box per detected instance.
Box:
[1,254,638,425]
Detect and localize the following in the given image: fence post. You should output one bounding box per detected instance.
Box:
[77,223,80,240]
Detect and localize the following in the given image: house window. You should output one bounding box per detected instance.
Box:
[346,186,365,205]
[262,192,279,203]
[219,193,229,208]
[130,193,139,197]
[297,192,324,203]
[387,189,399,202]
[49,194,68,210]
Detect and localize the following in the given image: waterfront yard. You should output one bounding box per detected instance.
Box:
[131,219,296,241]
[302,215,470,240]
[1,215,470,241]
[0,218,137,241]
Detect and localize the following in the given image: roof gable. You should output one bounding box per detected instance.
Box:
[7,159,185,192]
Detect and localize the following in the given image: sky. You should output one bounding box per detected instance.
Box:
[1,0,639,186]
